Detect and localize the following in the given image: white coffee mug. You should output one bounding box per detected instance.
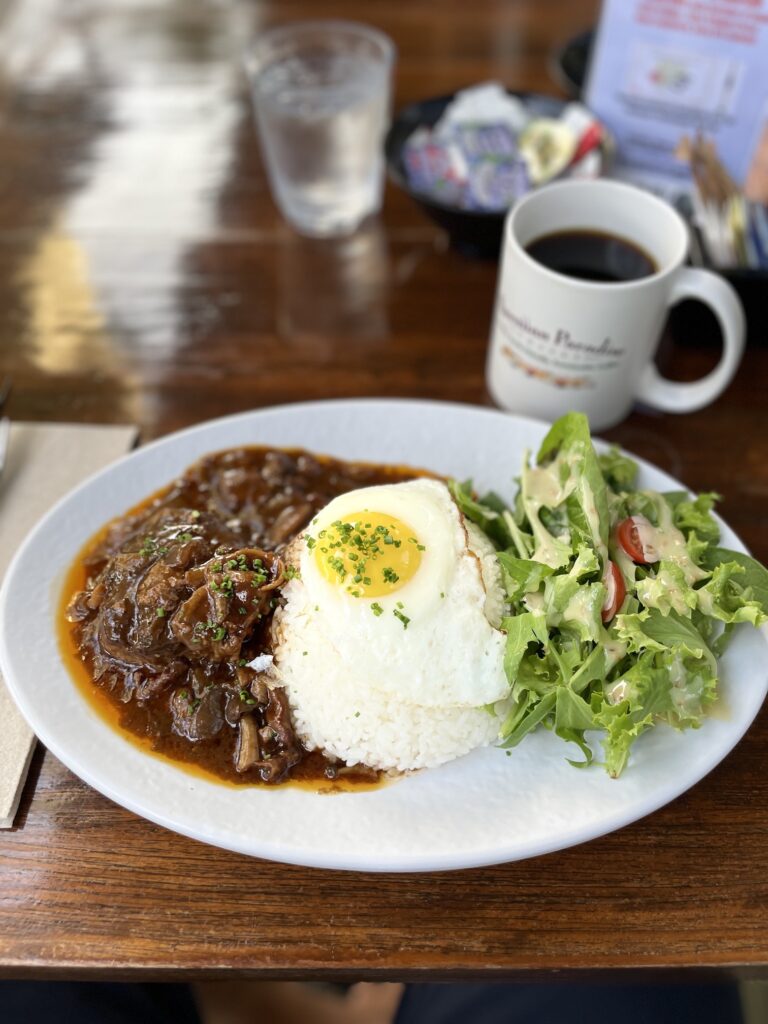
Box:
[486,179,746,430]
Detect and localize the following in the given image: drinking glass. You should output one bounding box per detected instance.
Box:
[246,21,395,238]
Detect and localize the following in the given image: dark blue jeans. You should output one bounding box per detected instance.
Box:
[0,983,200,1024]
[394,982,744,1024]
[0,979,744,1023]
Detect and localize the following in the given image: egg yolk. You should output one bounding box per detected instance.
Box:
[310,511,423,598]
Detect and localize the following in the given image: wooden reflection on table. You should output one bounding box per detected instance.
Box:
[276,219,391,342]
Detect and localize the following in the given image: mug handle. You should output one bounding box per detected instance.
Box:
[636,267,745,413]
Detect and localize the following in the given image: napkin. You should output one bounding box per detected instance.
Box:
[0,422,138,828]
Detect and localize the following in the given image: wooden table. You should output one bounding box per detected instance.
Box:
[1,0,767,981]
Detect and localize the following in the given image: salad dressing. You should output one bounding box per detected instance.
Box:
[603,640,640,704]
[581,479,607,565]
[603,639,628,669]
[523,454,577,568]
[634,506,708,585]
[563,588,598,631]
[531,533,569,568]
[606,679,629,705]
[525,465,570,509]
[612,543,636,588]
[523,591,545,614]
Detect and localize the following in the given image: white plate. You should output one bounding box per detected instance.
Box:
[1,399,766,872]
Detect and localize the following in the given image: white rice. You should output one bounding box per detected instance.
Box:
[284,667,501,772]
[272,516,508,772]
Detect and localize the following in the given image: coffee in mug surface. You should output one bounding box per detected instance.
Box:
[486,179,745,431]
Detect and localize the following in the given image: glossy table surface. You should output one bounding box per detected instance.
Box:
[1,0,767,980]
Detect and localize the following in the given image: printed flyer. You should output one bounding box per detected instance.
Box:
[585,0,768,198]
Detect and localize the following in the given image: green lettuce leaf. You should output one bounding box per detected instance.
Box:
[616,489,663,525]
[501,612,546,682]
[554,687,596,766]
[449,479,512,550]
[634,561,698,617]
[593,699,653,779]
[513,652,558,696]
[613,608,716,672]
[537,411,591,463]
[547,633,591,684]
[697,559,768,626]
[665,655,718,724]
[544,579,605,643]
[496,553,554,601]
[593,647,716,777]
[570,643,619,695]
[500,690,557,747]
[701,548,768,610]
[667,491,721,543]
[598,446,638,490]
[519,461,573,569]
[712,622,737,657]
[685,530,711,565]
[537,413,610,556]
[555,686,596,731]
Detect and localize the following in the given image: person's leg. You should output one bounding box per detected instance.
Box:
[193,980,404,1024]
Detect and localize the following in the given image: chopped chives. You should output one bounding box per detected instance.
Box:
[393,609,410,629]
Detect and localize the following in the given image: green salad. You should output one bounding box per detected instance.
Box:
[451,412,768,777]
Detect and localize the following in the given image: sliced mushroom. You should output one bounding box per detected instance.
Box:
[66,590,97,623]
[235,715,260,772]
[231,666,270,705]
[324,763,380,781]
[261,450,296,484]
[224,690,250,725]
[254,688,304,783]
[258,724,278,754]
[250,677,269,705]
[263,687,298,751]
[267,502,313,546]
[86,581,107,611]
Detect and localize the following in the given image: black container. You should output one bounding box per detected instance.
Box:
[386,84,767,344]
[384,91,570,260]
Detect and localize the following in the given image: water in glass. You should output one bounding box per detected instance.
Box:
[250,26,393,238]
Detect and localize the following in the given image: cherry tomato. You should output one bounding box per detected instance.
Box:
[616,516,651,564]
[601,560,626,623]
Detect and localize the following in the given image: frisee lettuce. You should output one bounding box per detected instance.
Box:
[457,412,768,778]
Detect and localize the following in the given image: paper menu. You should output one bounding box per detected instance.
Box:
[585,0,768,193]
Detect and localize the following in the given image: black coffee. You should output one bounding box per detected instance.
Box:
[525,229,657,283]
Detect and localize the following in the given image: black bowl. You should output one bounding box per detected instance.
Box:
[550,29,594,97]
[384,91,571,260]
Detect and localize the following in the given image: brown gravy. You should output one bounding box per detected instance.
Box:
[58,446,423,791]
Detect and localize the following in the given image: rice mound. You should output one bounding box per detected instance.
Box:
[279,626,501,771]
[272,520,507,772]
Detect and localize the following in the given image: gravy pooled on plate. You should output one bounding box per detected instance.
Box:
[61,447,418,788]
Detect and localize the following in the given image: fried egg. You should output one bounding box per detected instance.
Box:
[272,478,509,770]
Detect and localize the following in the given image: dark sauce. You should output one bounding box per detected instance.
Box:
[59,446,426,791]
[525,229,657,283]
